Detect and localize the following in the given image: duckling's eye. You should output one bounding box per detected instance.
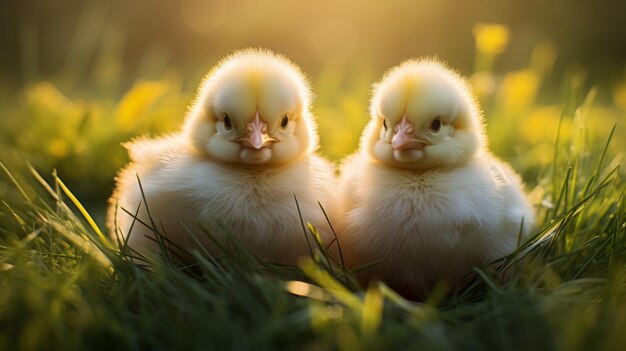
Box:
[280,115,289,129]
[430,117,441,132]
[223,114,232,130]
[382,118,388,131]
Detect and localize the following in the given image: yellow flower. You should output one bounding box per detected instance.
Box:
[519,105,571,144]
[26,82,73,112]
[48,138,70,158]
[501,70,540,110]
[473,23,510,55]
[116,80,170,132]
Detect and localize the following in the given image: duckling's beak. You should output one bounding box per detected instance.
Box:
[237,111,277,149]
[391,115,428,151]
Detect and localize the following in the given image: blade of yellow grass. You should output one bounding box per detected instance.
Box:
[2,200,27,227]
[49,219,113,272]
[55,176,113,249]
[27,164,99,244]
[28,164,84,224]
[361,284,383,334]
[285,280,334,302]
[299,257,362,311]
[378,283,432,319]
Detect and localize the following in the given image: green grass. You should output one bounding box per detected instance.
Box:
[1,82,625,351]
[1,23,626,349]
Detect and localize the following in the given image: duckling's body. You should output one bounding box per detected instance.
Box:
[338,59,534,298]
[108,49,337,264]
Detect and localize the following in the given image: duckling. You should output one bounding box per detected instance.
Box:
[108,48,337,265]
[338,59,534,298]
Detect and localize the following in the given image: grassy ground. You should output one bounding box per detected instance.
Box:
[1,41,626,350]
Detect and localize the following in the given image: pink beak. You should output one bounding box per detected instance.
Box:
[391,115,428,151]
[236,111,277,149]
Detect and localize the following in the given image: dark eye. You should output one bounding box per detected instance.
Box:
[382,118,388,130]
[223,113,232,130]
[430,117,441,132]
[280,115,289,129]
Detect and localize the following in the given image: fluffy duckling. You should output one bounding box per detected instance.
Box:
[108,49,337,265]
[338,59,535,298]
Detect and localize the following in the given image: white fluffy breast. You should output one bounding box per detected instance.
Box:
[339,153,528,295]
[346,156,502,244]
[128,153,335,263]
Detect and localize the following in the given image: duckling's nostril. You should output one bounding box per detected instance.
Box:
[397,115,414,134]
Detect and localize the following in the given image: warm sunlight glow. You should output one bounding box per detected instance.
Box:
[181,0,226,34]
[286,281,333,301]
[1,1,626,350]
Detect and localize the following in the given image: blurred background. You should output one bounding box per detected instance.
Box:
[3,0,626,88]
[0,0,625,217]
